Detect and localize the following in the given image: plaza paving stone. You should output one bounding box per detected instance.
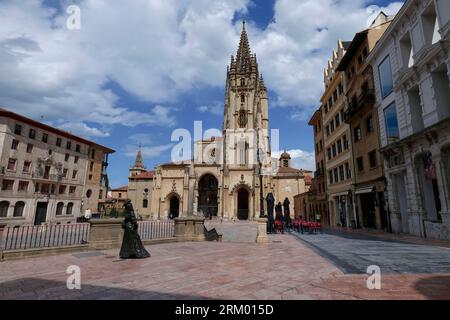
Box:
[0,222,449,300]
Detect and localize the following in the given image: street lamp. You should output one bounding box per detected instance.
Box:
[257,148,265,218]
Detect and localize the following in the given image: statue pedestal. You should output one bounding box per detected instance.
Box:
[174,216,206,242]
[89,219,124,250]
[256,218,269,244]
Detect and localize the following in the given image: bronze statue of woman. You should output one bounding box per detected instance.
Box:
[119,200,150,259]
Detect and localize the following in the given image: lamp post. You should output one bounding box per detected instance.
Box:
[257,148,265,218]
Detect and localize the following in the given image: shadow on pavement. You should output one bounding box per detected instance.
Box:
[413,276,450,300]
[0,278,210,300]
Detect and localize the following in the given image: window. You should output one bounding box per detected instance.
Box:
[29,128,36,139]
[48,149,53,155]
[66,203,74,215]
[2,179,14,191]
[354,127,362,142]
[143,199,148,208]
[378,55,394,98]
[42,133,48,143]
[328,97,333,109]
[76,144,81,153]
[335,114,340,128]
[11,139,19,150]
[334,168,339,182]
[56,138,62,147]
[338,83,344,95]
[239,110,247,128]
[66,141,72,150]
[99,189,103,200]
[13,201,25,217]
[74,156,79,164]
[59,185,67,194]
[325,125,330,137]
[89,174,93,181]
[369,150,377,168]
[327,148,331,160]
[41,184,50,194]
[339,165,345,181]
[72,170,78,179]
[69,186,76,194]
[26,143,33,153]
[90,162,94,171]
[0,201,9,217]
[240,78,245,86]
[56,202,64,216]
[366,116,374,133]
[384,102,400,138]
[63,168,68,178]
[357,157,364,172]
[91,149,96,159]
[14,124,22,135]
[345,163,351,179]
[18,181,28,192]
[118,193,122,199]
[333,90,338,101]
[65,154,70,162]
[86,189,92,198]
[329,171,333,185]
[7,158,17,171]
[332,144,336,157]
[330,120,335,132]
[23,161,31,173]
[343,135,349,150]
[337,140,343,154]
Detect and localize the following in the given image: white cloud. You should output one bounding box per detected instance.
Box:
[0,0,404,129]
[273,149,316,171]
[124,144,173,159]
[58,122,110,138]
[197,102,223,116]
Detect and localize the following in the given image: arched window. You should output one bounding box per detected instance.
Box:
[283,159,289,168]
[66,202,73,215]
[240,78,245,86]
[238,140,248,166]
[86,189,92,198]
[239,110,247,128]
[56,202,64,216]
[143,199,148,208]
[241,94,245,103]
[0,201,10,217]
[13,201,25,217]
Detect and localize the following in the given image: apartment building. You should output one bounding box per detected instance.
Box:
[337,13,393,230]
[0,108,114,226]
[322,40,356,228]
[367,0,450,239]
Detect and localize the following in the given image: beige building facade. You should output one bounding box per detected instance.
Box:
[322,41,356,228]
[0,108,114,226]
[338,13,393,230]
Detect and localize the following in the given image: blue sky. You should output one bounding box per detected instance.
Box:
[0,0,404,188]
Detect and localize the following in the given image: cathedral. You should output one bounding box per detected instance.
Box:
[127,23,312,220]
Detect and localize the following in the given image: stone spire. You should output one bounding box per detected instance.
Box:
[236,20,252,72]
[134,145,145,169]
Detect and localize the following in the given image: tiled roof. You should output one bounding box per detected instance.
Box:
[132,171,155,180]
[112,185,128,191]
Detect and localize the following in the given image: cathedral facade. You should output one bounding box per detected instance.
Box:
[128,23,311,220]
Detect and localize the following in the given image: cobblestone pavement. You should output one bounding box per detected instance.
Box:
[292,232,450,274]
[0,222,449,300]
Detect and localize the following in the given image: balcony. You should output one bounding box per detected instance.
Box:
[344,89,375,122]
[32,171,63,182]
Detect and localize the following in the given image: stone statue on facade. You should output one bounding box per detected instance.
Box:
[119,200,150,259]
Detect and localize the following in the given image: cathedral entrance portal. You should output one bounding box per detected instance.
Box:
[237,188,249,220]
[198,174,218,219]
[169,196,180,219]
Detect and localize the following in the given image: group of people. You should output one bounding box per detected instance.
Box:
[266,193,292,234]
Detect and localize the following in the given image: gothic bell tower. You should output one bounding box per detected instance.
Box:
[223,21,270,168]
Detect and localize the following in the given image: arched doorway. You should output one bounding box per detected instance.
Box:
[169,196,179,219]
[198,174,218,219]
[237,188,249,220]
